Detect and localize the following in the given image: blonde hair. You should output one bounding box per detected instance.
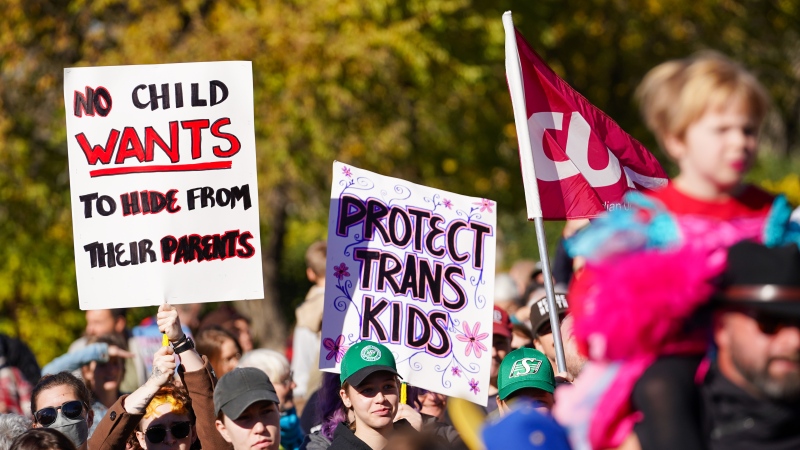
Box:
[305,241,327,279]
[143,385,191,421]
[237,349,289,382]
[636,51,769,148]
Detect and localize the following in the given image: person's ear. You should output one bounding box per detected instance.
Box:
[662,134,686,160]
[340,388,352,409]
[306,267,317,283]
[136,430,148,449]
[215,419,232,443]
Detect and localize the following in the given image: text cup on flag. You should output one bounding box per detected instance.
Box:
[503,12,667,220]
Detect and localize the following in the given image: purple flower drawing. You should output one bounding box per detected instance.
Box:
[451,366,462,377]
[456,321,489,358]
[333,263,350,280]
[323,335,347,362]
[468,378,480,395]
[473,198,494,213]
[342,166,353,178]
[442,198,453,209]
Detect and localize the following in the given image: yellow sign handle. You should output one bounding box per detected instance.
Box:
[400,382,407,404]
[162,333,169,347]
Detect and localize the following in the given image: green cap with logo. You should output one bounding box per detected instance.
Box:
[497,347,556,400]
[340,340,401,386]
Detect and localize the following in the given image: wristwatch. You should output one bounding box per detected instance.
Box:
[172,335,195,354]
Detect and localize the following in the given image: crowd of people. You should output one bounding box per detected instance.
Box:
[1,53,800,450]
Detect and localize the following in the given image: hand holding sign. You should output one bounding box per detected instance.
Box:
[157,303,184,343]
[151,346,176,385]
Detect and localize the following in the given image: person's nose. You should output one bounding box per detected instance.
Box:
[775,325,800,351]
[375,391,386,403]
[163,430,177,445]
[251,417,266,434]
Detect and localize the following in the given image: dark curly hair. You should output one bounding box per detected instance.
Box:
[10,428,77,450]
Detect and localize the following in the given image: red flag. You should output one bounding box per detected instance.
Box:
[504,14,668,220]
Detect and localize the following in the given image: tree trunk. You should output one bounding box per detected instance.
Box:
[234,182,289,350]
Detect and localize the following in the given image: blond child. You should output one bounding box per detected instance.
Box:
[557,53,798,450]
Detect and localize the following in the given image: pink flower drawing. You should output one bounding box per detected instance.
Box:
[333,263,350,280]
[323,335,347,362]
[468,378,480,395]
[442,198,453,209]
[456,321,489,358]
[473,198,494,213]
[451,366,462,377]
[342,166,353,178]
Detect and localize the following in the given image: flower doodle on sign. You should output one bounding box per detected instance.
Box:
[442,198,453,209]
[451,366,462,377]
[342,166,352,178]
[323,335,347,362]
[473,198,494,213]
[333,263,350,279]
[456,321,489,358]
[468,378,480,395]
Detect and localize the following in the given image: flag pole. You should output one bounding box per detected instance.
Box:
[503,11,567,375]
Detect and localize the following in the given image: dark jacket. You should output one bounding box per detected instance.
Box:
[703,363,800,450]
[328,420,419,450]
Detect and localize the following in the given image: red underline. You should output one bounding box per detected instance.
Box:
[89,162,233,177]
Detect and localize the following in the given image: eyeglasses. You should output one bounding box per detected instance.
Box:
[34,400,87,426]
[145,421,192,443]
[737,308,800,335]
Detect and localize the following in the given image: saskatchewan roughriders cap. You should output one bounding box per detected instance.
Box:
[497,347,555,400]
[340,341,401,386]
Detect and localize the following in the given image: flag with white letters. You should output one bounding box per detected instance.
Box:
[503,12,668,220]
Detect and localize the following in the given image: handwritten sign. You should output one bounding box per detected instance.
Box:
[319,162,496,405]
[64,61,263,310]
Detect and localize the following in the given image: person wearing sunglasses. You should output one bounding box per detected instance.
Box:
[703,241,800,449]
[30,371,94,450]
[88,303,231,450]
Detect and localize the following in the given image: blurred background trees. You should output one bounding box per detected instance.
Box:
[1,0,798,362]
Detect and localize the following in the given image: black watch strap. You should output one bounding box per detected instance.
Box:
[173,336,195,354]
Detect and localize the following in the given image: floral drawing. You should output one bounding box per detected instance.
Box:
[451,366,462,377]
[342,166,353,178]
[333,263,350,280]
[323,335,347,362]
[468,378,480,395]
[442,198,453,209]
[456,321,489,358]
[473,198,494,213]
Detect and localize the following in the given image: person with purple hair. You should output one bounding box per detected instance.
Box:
[299,373,346,450]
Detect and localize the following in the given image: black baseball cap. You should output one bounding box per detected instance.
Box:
[529,293,569,335]
[214,367,279,419]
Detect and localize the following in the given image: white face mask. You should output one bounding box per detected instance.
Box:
[48,410,89,447]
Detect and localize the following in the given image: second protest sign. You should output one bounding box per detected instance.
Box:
[320,162,497,405]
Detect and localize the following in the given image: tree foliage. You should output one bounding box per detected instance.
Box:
[1,0,798,363]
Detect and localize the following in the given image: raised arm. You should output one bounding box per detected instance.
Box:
[159,302,232,450]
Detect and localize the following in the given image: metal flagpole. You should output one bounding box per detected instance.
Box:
[503,11,567,374]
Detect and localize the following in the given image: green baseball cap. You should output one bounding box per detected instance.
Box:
[497,347,555,400]
[339,341,401,386]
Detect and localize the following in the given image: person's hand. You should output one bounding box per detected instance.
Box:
[395,403,423,431]
[107,345,134,359]
[157,302,184,343]
[150,346,176,386]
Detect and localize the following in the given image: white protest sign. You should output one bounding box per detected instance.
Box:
[64,61,263,310]
[320,162,496,405]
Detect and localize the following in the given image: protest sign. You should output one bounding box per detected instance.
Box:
[319,162,496,405]
[63,61,263,310]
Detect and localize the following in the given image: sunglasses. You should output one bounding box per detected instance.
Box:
[34,400,87,426]
[737,308,800,335]
[145,421,192,444]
